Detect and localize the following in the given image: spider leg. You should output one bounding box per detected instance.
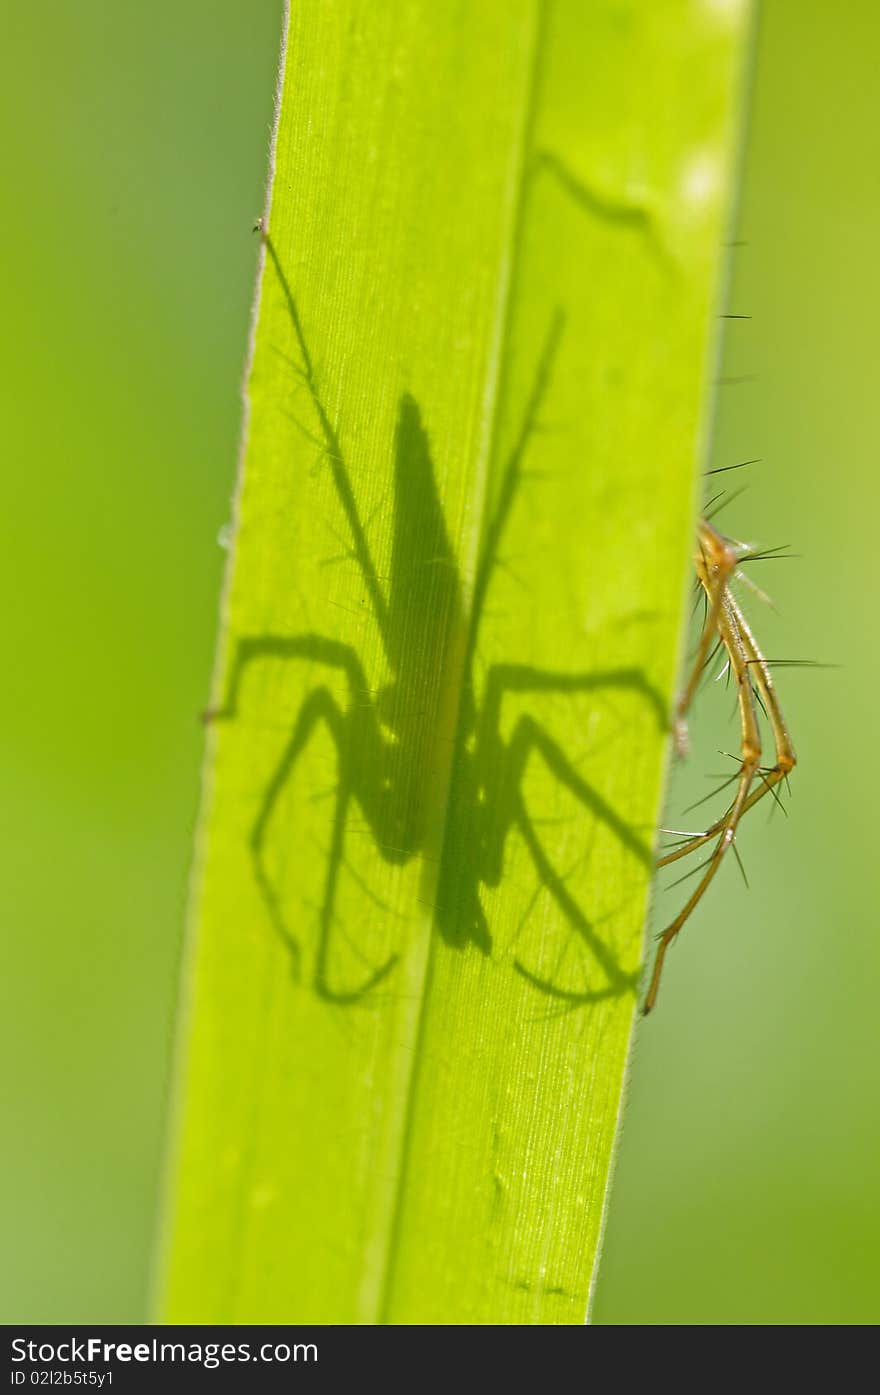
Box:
[656,595,796,869]
[672,524,738,756]
[644,594,762,1013]
[727,590,797,811]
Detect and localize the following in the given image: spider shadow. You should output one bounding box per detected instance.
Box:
[210,240,666,1006]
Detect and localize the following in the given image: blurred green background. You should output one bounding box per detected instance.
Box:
[593,1,880,1325]
[3,1,877,1323]
[1,0,284,1321]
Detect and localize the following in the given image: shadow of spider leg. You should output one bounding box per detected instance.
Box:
[207,631,399,1003]
[510,791,639,1007]
[473,663,662,1003]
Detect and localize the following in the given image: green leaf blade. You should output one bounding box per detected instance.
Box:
[161,0,753,1324]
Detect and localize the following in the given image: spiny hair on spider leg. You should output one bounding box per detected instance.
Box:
[691,584,708,620]
[731,841,750,888]
[681,770,741,816]
[718,749,786,787]
[659,827,711,840]
[659,831,712,854]
[755,768,788,816]
[703,487,727,515]
[745,657,836,668]
[700,637,723,673]
[665,851,719,892]
[704,484,749,520]
[705,456,761,475]
[738,543,797,563]
[733,568,776,610]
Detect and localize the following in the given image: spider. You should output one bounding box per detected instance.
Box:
[643,515,797,1013]
[206,235,665,1004]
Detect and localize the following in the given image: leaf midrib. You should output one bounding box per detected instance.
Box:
[372,0,548,1324]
